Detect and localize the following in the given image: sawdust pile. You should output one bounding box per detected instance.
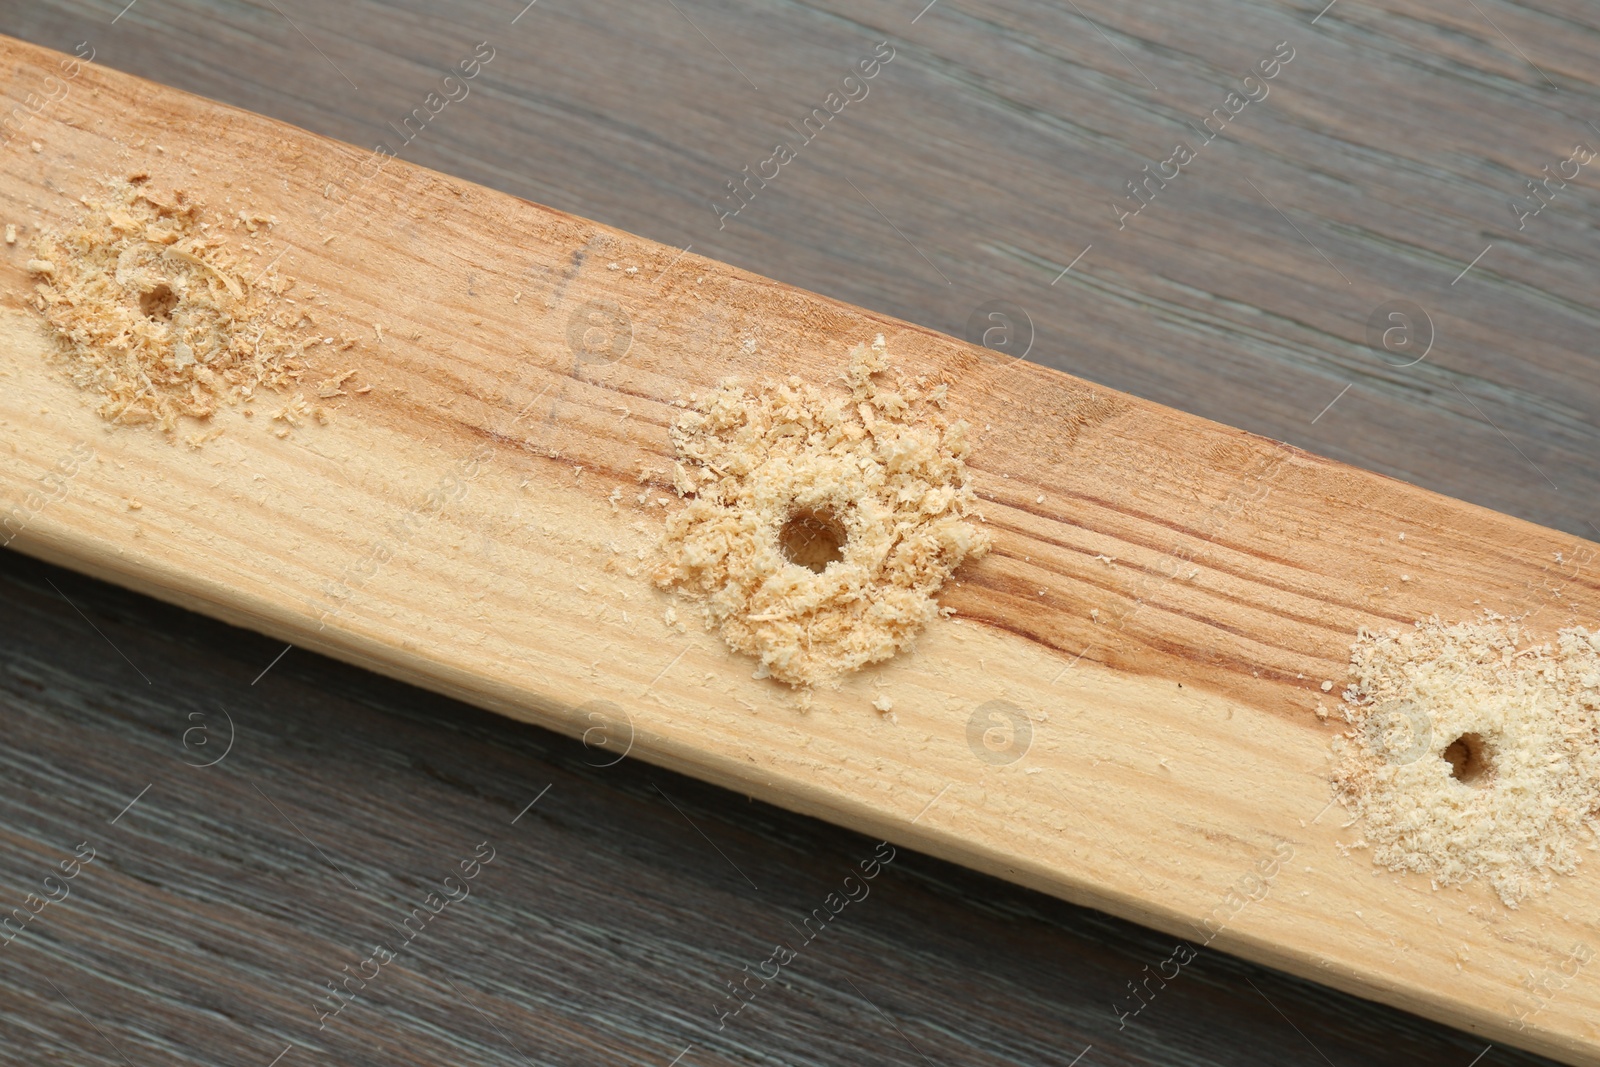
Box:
[26,175,320,435]
[1332,616,1600,907]
[654,336,991,688]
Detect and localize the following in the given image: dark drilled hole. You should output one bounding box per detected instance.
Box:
[139,282,177,321]
[1444,732,1490,786]
[779,508,846,573]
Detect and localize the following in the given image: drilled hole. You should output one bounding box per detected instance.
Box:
[779,508,846,573]
[1443,732,1490,786]
[139,282,177,321]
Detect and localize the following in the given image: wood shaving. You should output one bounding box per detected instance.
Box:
[316,369,356,398]
[236,210,276,233]
[1332,616,1600,907]
[654,336,990,688]
[271,394,311,426]
[27,176,316,435]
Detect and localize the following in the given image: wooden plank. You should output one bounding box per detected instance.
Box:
[0,33,1595,1063]
[4,550,1545,1067]
[5,5,1584,1064]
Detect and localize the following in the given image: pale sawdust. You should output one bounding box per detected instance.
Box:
[1333,616,1600,907]
[26,175,340,437]
[653,336,991,688]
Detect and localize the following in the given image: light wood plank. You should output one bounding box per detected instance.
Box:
[1,35,1597,1063]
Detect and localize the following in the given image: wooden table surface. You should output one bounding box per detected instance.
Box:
[3,0,1597,1064]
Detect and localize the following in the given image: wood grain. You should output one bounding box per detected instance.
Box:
[0,28,1597,1063]
[6,0,1600,1060]
[1,548,1552,1067]
[18,0,1598,538]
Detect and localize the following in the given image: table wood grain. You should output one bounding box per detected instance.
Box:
[2,0,1596,1063]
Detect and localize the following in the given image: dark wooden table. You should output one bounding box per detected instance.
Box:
[4,0,1597,1063]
